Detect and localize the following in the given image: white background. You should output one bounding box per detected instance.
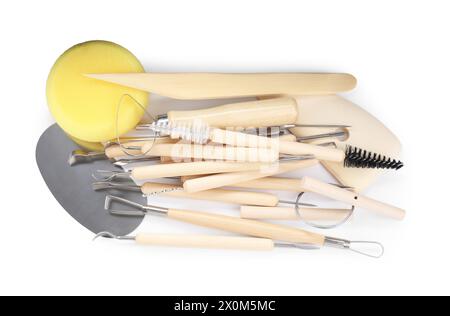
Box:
[1,0,449,296]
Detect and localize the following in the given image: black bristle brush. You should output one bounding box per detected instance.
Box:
[344,146,403,170]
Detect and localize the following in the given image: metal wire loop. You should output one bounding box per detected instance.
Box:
[115,94,157,157]
[294,192,355,229]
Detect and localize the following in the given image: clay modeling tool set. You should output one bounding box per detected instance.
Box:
[36,40,405,258]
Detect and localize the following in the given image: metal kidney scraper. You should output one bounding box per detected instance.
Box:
[36,124,144,235]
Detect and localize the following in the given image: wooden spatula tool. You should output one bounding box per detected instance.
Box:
[86,72,357,99]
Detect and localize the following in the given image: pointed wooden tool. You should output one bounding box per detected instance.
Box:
[85,72,356,100]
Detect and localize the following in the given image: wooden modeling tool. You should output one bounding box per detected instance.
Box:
[132,161,273,180]
[94,160,289,183]
[102,195,384,258]
[220,176,405,220]
[154,97,299,128]
[133,182,316,209]
[94,232,379,254]
[85,72,357,99]
[240,206,351,222]
[92,181,281,207]
[71,141,279,166]
[135,143,279,163]
[182,159,318,193]
[94,232,278,251]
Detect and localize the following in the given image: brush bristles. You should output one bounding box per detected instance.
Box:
[150,120,210,144]
[344,146,403,170]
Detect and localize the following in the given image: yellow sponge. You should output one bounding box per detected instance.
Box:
[68,134,105,152]
[46,40,148,142]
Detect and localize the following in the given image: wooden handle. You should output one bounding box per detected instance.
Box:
[168,97,298,128]
[86,73,357,99]
[229,177,305,192]
[240,206,351,221]
[140,143,278,163]
[180,175,203,182]
[183,159,318,193]
[135,234,275,251]
[211,129,343,162]
[167,209,325,246]
[234,176,405,220]
[300,176,405,220]
[141,182,279,206]
[132,161,267,180]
